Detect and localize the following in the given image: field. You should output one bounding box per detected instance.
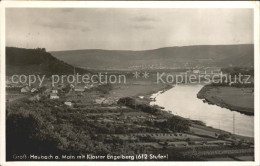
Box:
[198,86,254,115]
[110,84,167,98]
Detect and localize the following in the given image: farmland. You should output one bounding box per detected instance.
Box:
[197,85,254,115]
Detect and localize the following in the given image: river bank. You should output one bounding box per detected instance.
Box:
[197,85,254,116]
[147,84,254,139]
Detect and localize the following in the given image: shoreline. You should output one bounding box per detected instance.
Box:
[149,84,173,101]
[197,85,254,116]
[136,83,173,103]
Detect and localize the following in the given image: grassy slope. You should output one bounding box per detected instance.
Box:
[197,85,254,115]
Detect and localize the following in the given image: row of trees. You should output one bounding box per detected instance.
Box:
[118,97,190,133]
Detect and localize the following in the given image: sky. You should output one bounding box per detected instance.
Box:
[6,8,253,51]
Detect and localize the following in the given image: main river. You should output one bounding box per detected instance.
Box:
[150,84,254,137]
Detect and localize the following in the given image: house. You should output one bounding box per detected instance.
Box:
[70,84,75,88]
[50,93,59,99]
[75,88,85,92]
[29,94,40,101]
[203,67,221,75]
[64,101,72,107]
[20,86,30,93]
[51,89,58,94]
[192,70,200,74]
[84,84,93,90]
[31,88,38,93]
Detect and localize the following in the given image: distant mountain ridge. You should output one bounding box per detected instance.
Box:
[6,47,87,75]
[51,44,254,70]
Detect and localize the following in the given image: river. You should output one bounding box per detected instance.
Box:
[150,84,254,137]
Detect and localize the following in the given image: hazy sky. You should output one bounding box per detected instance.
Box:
[6,8,253,51]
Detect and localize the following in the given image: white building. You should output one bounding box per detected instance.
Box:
[50,93,59,99]
[192,70,200,74]
[64,101,72,106]
[21,86,30,93]
[75,88,85,92]
[51,89,58,94]
[31,88,38,93]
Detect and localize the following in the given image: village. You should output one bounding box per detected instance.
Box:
[5,66,222,106]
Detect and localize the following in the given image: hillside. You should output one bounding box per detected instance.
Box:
[6,47,87,76]
[51,44,254,70]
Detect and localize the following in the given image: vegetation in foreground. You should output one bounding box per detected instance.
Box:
[6,95,194,161]
[6,88,254,161]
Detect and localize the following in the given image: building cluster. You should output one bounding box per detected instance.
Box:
[19,86,38,93]
[181,67,222,75]
[50,88,59,99]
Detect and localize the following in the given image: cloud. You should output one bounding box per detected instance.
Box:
[130,16,158,30]
[37,19,91,32]
[81,27,91,32]
[131,16,159,22]
[133,25,154,30]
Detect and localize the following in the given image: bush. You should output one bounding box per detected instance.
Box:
[95,84,113,94]
[117,97,159,114]
[6,110,61,158]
